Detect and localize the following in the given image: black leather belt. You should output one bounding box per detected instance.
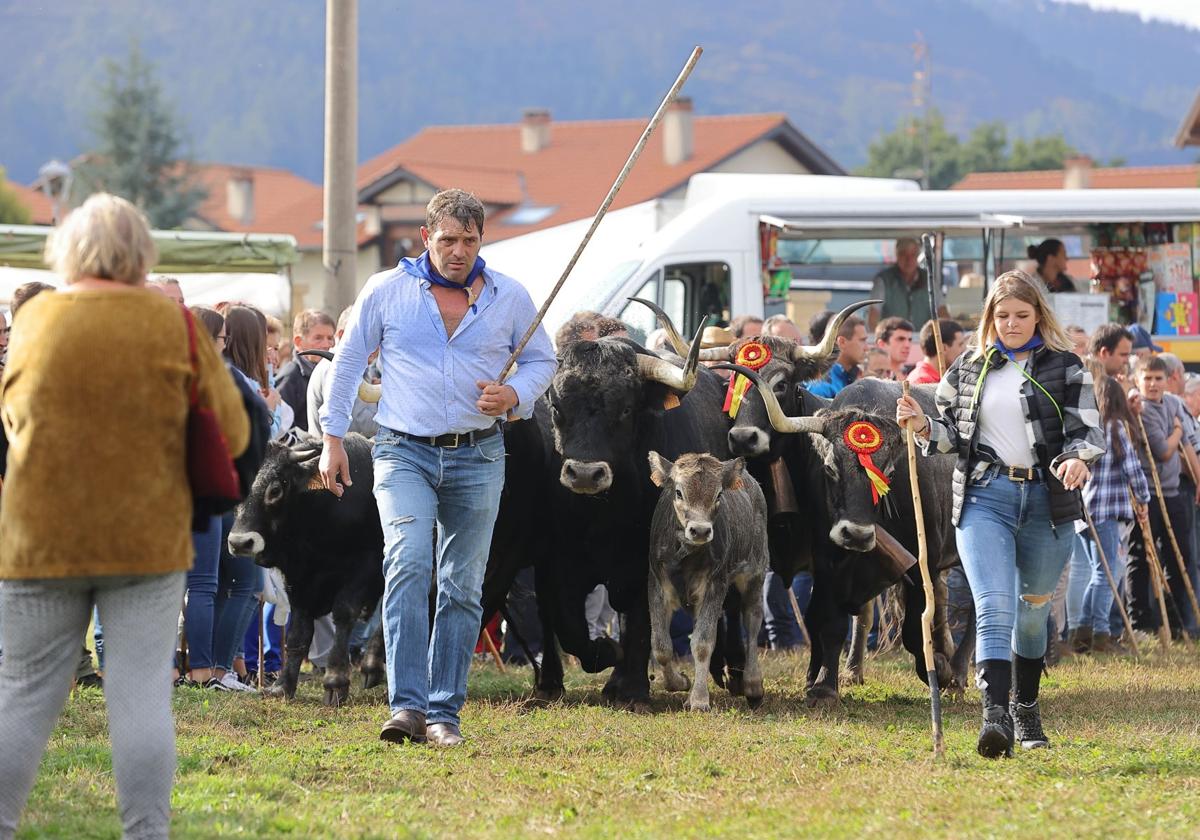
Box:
[393,422,500,449]
[987,463,1047,482]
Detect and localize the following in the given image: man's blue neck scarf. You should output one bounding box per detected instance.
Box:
[411,252,486,313]
[993,333,1043,362]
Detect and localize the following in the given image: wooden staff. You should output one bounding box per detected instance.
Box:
[496,46,703,385]
[921,232,946,377]
[1130,488,1174,652]
[1135,415,1200,637]
[480,624,506,673]
[902,381,943,756]
[257,598,265,691]
[1080,505,1139,659]
[785,586,814,648]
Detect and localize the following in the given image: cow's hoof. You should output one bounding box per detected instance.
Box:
[532,687,564,703]
[362,671,384,690]
[265,684,294,700]
[842,670,865,686]
[745,692,764,710]
[726,673,745,697]
[805,685,840,710]
[683,698,711,712]
[322,684,350,708]
[629,700,652,715]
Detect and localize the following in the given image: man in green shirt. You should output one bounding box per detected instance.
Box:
[868,237,948,330]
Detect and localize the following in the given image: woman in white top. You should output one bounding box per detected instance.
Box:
[896,271,1104,758]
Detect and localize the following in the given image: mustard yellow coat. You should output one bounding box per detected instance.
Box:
[0,288,250,579]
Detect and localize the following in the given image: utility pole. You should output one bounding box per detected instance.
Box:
[323,0,358,314]
[912,32,931,190]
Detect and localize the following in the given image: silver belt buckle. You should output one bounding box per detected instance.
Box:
[448,432,462,449]
[1007,465,1031,482]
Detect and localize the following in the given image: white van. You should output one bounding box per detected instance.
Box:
[554,186,1200,348]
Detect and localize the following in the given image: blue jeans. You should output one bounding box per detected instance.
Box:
[212,513,262,671]
[760,571,812,650]
[184,515,222,671]
[373,429,505,725]
[1079,518,1122,635]
[1065,534,1089,631]
[242,604,282,674]
[956,471,1076,662]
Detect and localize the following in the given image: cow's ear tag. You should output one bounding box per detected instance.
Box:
[662,393,681,411]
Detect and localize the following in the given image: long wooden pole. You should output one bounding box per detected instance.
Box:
[786,586,814,648]
[1081,505,1139,659]
[1135,416,1200,638]
[902,381,943,756]
[1130,491,1174,652]
[496,46,703,384]
[921,233,946,377]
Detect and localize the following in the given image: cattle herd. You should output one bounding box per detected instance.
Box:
[226,299,975,712]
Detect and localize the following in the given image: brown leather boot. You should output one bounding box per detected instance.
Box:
[1091,632,1111,653]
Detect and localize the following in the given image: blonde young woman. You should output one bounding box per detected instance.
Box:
[896,270,1104,758]
[0,194,249,838]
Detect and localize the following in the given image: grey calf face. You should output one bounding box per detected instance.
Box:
[649,452,745,547]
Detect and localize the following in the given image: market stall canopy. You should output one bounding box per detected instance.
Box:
[758,189,1200,238]
[0,224,299,273]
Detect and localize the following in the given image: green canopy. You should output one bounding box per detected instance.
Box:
[0,224,299,273]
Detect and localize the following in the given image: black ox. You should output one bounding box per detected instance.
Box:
[533,321,748,709]
[226,417,549,707]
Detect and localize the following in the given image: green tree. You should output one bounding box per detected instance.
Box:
[1007,134,1077,171]
[856,111,1081,189]
[0,167,32,225]
[855,109,964,189]
[76,44,206,228]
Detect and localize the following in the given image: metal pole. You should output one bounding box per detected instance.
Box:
[902,381,944,756]
[495,46,703,385]
[323,0,359,315]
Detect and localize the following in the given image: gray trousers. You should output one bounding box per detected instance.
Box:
[0,572,185,840]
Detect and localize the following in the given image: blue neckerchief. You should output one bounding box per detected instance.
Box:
[409,252,486,313]
[992,333,1043,362]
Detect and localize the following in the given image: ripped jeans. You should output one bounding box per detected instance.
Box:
[956,468,1076,661]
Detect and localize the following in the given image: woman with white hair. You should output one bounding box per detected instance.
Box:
[0,193,249,839]
[896,270,1104,758]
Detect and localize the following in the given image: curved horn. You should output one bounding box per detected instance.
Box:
[627,297,689,356]
[697,345,734,362]
[711,362,826,435]
[296,349,335,362]
[636,322,704,393]
[358,381,382,403]
[792,299,882,362]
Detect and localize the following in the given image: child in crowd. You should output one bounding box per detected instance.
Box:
[1128,356,1194,636]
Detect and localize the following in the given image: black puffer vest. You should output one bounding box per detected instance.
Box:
[947,345,1082,527]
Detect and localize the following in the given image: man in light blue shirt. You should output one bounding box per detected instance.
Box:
[320,189,555,747]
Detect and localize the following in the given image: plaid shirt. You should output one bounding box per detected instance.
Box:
[1081,420,1150,526]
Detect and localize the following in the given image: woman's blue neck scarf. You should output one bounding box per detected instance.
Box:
[993,333,1043,362]
[412,252,486,313]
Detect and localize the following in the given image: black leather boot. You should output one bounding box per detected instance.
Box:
[1011,655,1049,749]
[975,658,1013,758]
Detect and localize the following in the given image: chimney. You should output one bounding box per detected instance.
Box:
[1062,155,1093,190]
[662,96,694,166]
[521,108,551,153]
[226,169,255,224]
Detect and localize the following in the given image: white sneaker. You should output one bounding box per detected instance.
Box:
[219,672,257,693]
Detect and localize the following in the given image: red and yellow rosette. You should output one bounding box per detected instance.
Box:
[722,341,772,418]
[843,421,890,505]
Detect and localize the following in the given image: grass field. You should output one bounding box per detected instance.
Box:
[15,645,1200,839]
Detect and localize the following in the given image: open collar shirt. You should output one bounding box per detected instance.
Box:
[320,258,556,438]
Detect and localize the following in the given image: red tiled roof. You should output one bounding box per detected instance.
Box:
[953,164,1200,191]
[188,162,370,250]
[6,181,55,224]
[356,113,800,240]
